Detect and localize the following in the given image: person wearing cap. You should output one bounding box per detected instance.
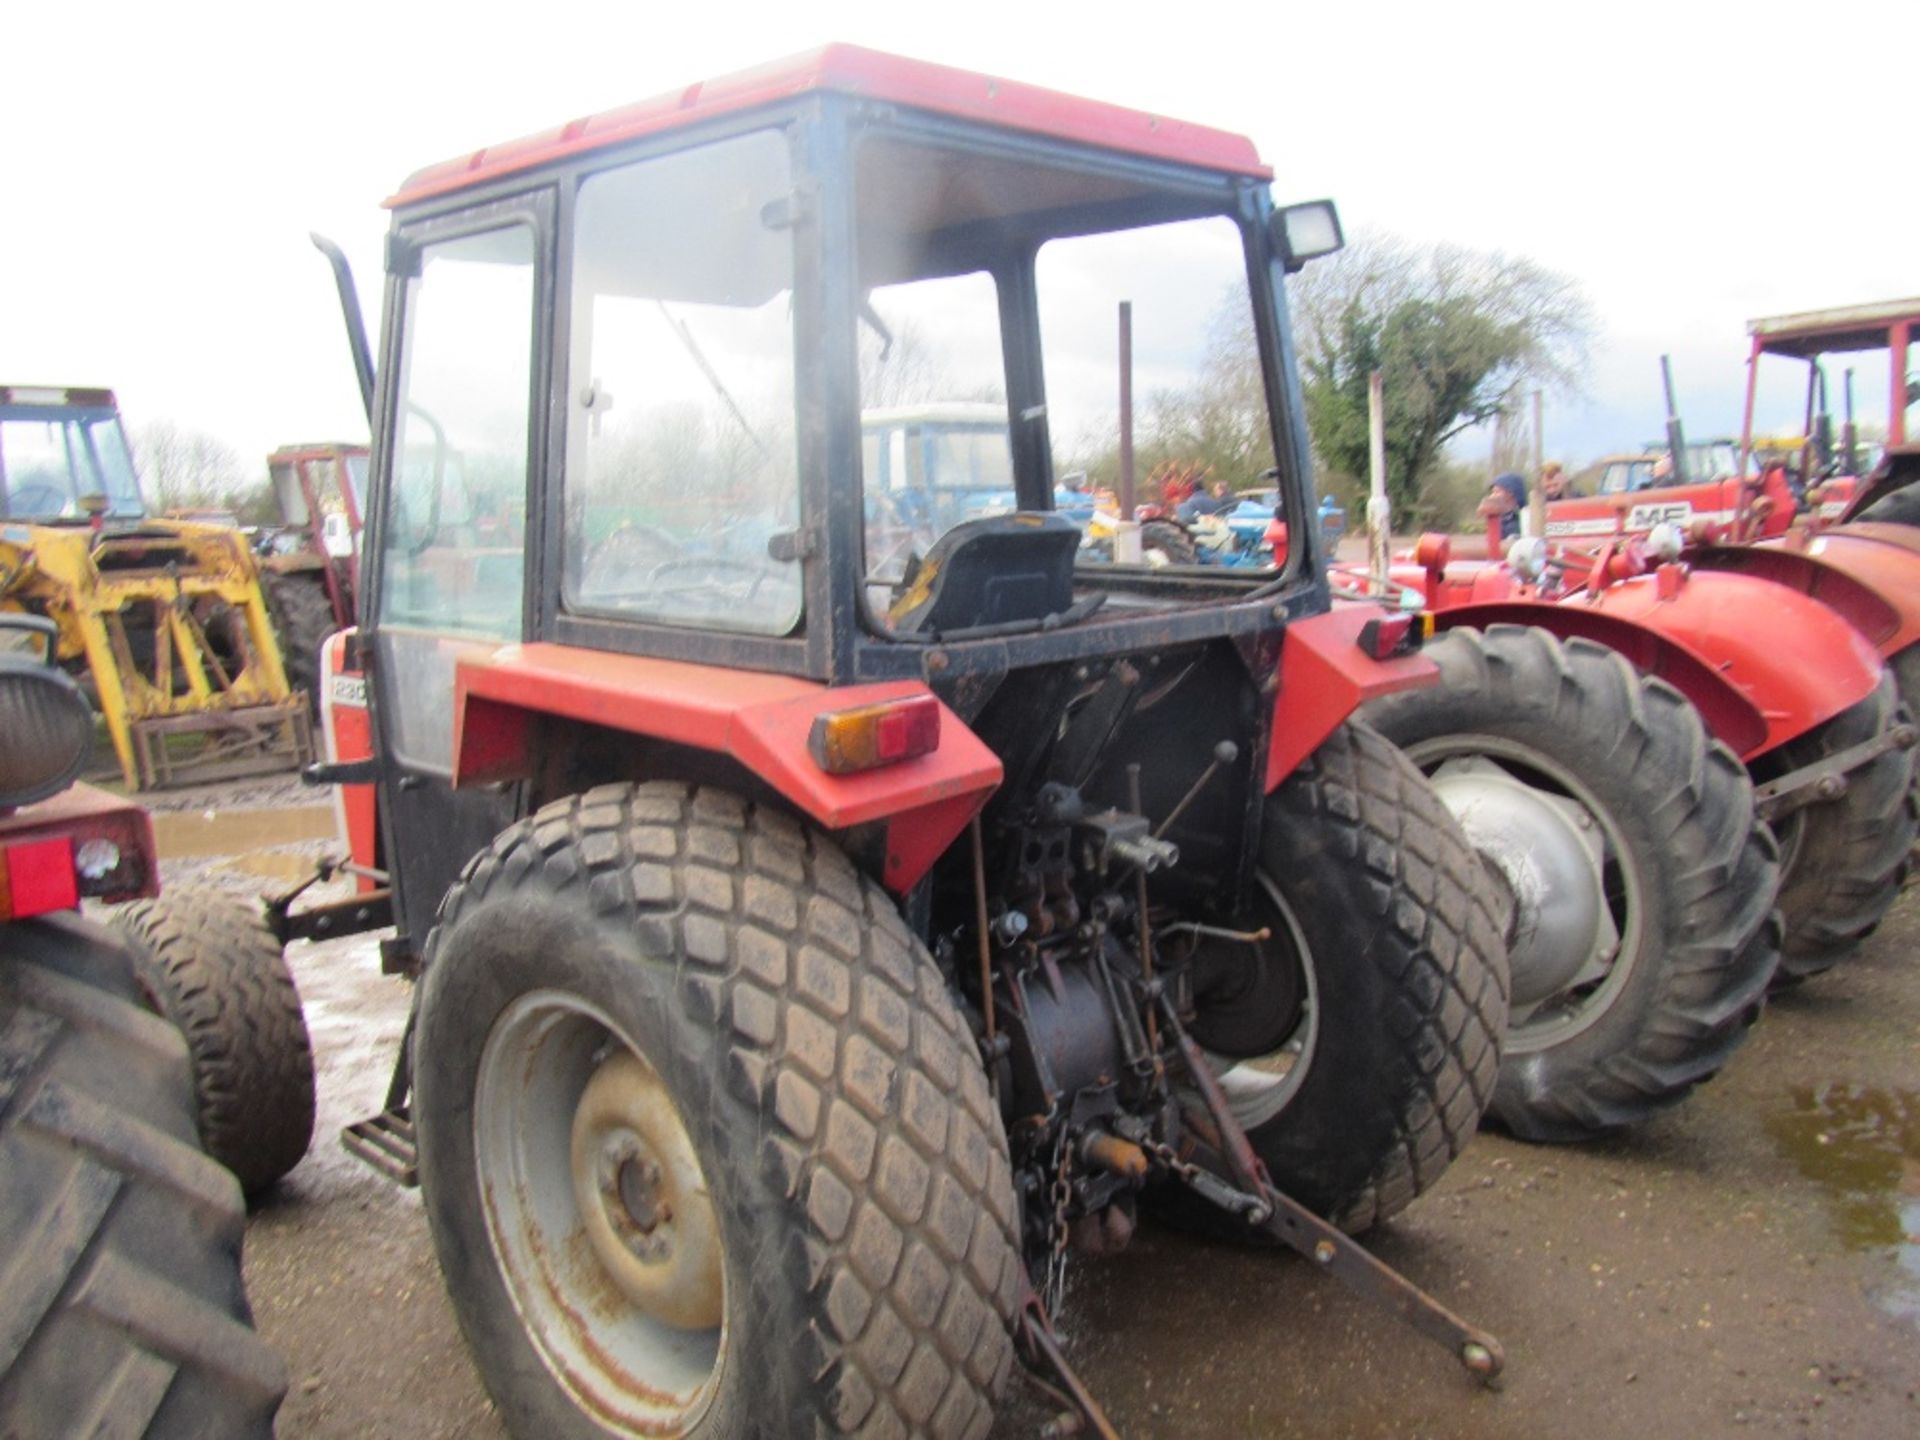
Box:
[1478,470,1529,540]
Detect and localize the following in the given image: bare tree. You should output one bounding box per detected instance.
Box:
[131,421,263,518]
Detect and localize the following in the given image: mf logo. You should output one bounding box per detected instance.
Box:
[1626,501,1692,530]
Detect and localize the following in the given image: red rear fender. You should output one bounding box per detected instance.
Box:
[1577,569,1883,756]
[1266,607,1437,791]
[1432,601,1772,759]
[452,642,1002,893]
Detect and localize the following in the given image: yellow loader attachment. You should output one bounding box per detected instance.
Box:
[0,518,312,789]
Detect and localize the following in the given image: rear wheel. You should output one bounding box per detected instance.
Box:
[1767,672,1919,979]
[263,571,336,717]
[415,783,1022,1439]
[1363,627,1781,1140]
[113,889,316,1196]
[0,912,285,1437]
[1176,721,1508,1234]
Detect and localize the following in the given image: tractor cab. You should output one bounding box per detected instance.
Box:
[0,386,146,523]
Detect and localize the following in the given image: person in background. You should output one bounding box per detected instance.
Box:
[1540,461,1574,500]
[1478,470,1529,541]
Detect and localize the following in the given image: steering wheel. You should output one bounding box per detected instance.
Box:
[642,553,782,612]
[583,523,682,596]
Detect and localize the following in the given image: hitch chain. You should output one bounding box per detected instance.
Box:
[1151,990,1506,1383]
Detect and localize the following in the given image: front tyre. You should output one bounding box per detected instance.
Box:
[415,784,1022,1440]
[113,889,317,1196]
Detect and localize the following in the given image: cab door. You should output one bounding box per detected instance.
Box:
[361,196,552,950]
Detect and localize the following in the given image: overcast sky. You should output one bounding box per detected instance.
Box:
[3,0,1913,482]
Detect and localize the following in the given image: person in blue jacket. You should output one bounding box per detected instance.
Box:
[1477,471,1529,541]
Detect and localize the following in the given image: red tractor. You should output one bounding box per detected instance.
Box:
[296,45,1524,1436]
[1541,297,1920,546]
[257,441,368,707]
[1355,522,1916,1142]
[0,612,293,1434]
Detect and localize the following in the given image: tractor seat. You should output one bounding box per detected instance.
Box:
[887,513,1081,635]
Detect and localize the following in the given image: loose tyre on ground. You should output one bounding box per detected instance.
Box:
[0,911,286,1437]
[1172,720,1509,1235]
[1763,671,1919,980]
[414,784,1024,1440]
[1363,627,1781,1141]
[262,571,336,717]
[113,889,316,1196]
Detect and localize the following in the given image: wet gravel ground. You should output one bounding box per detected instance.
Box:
[154,794,1920,1438]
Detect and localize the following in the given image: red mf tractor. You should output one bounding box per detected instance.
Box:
[1541,297,1920,545]
[287,44,1527,1438]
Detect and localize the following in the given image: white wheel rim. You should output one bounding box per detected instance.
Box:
[474,991,726,1431]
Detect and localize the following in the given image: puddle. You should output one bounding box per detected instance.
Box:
[150,804,337,859]
[1765,1083,1920,1323]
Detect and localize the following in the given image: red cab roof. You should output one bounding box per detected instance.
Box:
[389,44,1271,208]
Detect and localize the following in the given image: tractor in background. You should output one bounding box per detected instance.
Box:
[256,441,367,707]
[0,385,311,789]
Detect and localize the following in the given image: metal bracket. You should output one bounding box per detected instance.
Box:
[1754,721,1916,822]
[1153,988,1506,1382]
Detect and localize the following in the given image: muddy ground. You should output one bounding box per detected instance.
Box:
[154,787,1919,1439]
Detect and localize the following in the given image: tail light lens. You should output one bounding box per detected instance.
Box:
[809,696,942,775]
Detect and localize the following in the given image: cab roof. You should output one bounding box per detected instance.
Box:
[1747,298,1920,357]
[388,44,1271,209]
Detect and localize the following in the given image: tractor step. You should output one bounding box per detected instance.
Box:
[131,700,314,789]
[342,1105,419,1188]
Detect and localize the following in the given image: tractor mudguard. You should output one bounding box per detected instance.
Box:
[1772,524,1920,660]
[450,641,1002,892]
[1686,543,1903,653]
[1264,606,1438,791]
[1440,568,1883,761]
[1431,600,1772,759]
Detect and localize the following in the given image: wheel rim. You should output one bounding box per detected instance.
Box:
[1403,735,1642,1053]
[1204,872,1322,1129]
[474,991,726,1430]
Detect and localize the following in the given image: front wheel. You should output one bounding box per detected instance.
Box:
[1363,627,1781,1141]
[415,784,1022,1440]
[113,889,316,1197]
[1177,721,1508,1234]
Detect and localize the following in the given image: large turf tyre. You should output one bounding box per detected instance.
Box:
[112,889,316,1197]
[1172,721,1508,1237]
[414,783,1023,1440]
[1140,518,1199,566]
[262,570,335,717]
[0,911,286,1437]
[1362,627,1781,1141]
[1767,671,1919,979]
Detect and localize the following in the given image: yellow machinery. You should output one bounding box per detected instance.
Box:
[0,385,310,789]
